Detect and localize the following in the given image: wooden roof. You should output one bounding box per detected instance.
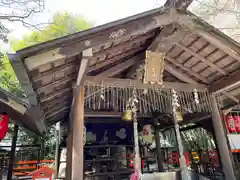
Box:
[0,88,44,134]
[8,5,240,133]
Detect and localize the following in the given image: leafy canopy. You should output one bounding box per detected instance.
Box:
[11,12,93,51]
[1,12,93,159]
[1,12,93,96]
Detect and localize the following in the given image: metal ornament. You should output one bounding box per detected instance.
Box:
[122,106,132,121]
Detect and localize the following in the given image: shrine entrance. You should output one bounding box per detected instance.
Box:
[8,1,240,180]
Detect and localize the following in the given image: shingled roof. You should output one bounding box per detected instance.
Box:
[7,2,240,133]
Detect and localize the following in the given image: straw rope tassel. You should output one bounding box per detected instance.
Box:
[131,88,141,180]
[172,89,191,180]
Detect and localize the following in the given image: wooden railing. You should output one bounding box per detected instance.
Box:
[14,160,55,176]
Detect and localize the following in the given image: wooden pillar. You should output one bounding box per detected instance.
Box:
[71,87,85,180]
[66,131,73,179]
[210,94,236,180]
[69,48,92,180]
[0,157,3,180]
[155,128,165,172]
[7,125,18,180]
[55,122,61,177]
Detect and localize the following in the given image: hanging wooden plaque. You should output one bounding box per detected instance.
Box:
[143,51,165,84]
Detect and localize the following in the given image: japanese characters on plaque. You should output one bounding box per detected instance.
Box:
[143,51,165,85]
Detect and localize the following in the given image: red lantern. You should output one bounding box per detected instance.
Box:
[233,115,240,133]
[0,114,9,141]
[225,115,236,133]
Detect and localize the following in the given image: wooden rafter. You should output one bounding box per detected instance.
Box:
[96,52,145,78]
[165,56,209,84]
[90,33,153,62]
[222,92,239,103]
[76,48,93,86]
[85,76,207,91]
[175,43,227,75]
[88,46,145,73]
[20,12,173,70]
[209,69,240,93]
[176,12,240,63]
[148,27,206,85]
[149,29,188,52]
[164,61,197,84]
[164,0,194,10]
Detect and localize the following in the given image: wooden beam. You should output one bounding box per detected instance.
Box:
[149,28,189,52]
[88,47,145,73]
[85,76,207,92]
[164,0,194,10]
[175,43,227,75]
[76,48,92,86]
[8,54,38,106]
[97,59,136,77]
[165,56,209,84]
[176,12,240,63]
[25,106,46,133]
[148,28,205,85]
[96,53,145,78]
[84,111,151,118]
[209,69,240,93]
[222,92,239,104]
[164,61,198,84]
[19,12,173,69]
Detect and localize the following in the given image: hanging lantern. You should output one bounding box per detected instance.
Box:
[225,115,236,133]
[233,114,240,133]
[0,114,9,142]
[122,106,132,121]
[176,111,183,122]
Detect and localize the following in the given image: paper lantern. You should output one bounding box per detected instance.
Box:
[225,115,236,133]
[0,114,9,141]
[233,115,240,133]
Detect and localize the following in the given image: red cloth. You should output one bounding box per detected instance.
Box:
[130,171,140,180]
[0,114,9,141]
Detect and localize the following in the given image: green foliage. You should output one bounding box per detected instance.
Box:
[2,12,93,160]
[11,12,93,51]
[0,22,9,43]
[0,55,25,97]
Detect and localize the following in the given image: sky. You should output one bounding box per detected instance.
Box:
[6,0,166,39]
[2,0,239,48]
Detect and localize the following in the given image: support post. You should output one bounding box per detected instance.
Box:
[66,131,73,179]
[55,122,61,177]
[71,87,85,180]
[0,157,3,180]
[67,48,92,180]
[154,128,165,172]
[210,94,236,180]
[7,125,18,180]
[40,137,45,160]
